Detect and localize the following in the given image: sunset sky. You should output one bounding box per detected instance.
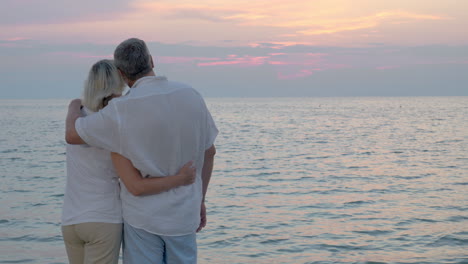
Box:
[1,0,467,98]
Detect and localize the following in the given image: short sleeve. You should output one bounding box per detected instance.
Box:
[75,102,121,153]
[204,105,218,150]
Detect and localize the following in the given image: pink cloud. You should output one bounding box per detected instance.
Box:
[278,69,317,80]
[201,52,327,67]
[248,42,309,49]
[197,60,244,66]
[376,65,399,70]
[275,62,351,80]
[269,53,286,56]
[268,61,291,65]
[268,60,319,66]
[197,56,269,67]
[5,37,29,41]
[306,53,328,57]
[267,54,327,66]
[157,56,220,64]
[154,52,360,82]
[0,43,21,47]
[0,37,32,48]
[192,52,351,80]
[46,52,112,59]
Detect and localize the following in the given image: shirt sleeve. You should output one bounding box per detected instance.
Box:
[204,103,218,150]
[75,102,121,153]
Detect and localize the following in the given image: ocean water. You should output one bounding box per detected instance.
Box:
[0,97,467,264]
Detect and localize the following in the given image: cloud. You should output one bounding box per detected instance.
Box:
[138,1,448,36]
[163,8,266,24]
[0,0,131,25]
[197,55,269,67]
[1,38,29,42]
[297,11,447,35]
[376,65,399,70]
[135,2,242,22]
[124,0,453,49]
[1,39,467,98]
[0,37,33,47]
[163,8,229,22]
[45,51,112,59]
[4,37,29,41]
[277,69,316,80]
[0,0,462,48]
[157,56,220,64]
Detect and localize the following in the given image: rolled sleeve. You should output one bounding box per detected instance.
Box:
[75,103,121,153]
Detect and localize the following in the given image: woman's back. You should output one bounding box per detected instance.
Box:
[61,108,122,226]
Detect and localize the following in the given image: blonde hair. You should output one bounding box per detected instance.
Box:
[82,59,125,112]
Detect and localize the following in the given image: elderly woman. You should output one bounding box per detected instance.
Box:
[61,59,195,264]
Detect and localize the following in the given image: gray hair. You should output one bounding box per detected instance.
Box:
[82,59,125,112]
[114,38,152,81]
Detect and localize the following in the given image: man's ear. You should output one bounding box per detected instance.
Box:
[118,69,131,85]
[118,68,125,77]
[118,69,128,80]
[150,56,154,68]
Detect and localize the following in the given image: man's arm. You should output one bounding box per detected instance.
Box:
[65,99,86,144]
[197,144,216,232]
[111,153,196,196]
[201,144,216,201]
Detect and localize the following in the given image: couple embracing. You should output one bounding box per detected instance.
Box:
[62,38,218,264]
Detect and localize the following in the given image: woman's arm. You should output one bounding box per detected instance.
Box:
[65,99,86,144]
[111,152,195,196]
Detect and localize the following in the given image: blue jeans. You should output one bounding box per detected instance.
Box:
[123,222,197,264]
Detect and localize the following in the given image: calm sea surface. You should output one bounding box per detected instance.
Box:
[0,97,467,264]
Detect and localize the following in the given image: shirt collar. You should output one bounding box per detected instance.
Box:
[131,76,168,89]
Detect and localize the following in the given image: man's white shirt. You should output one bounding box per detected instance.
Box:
[76,76,218,236]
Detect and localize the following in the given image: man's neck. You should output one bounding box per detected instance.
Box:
[128,71,156,88]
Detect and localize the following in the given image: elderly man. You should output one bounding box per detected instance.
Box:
[66,38,217,264]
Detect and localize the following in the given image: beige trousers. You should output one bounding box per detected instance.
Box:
[62,222,122,264]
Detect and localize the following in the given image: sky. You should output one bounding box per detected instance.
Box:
[1,0,467,98]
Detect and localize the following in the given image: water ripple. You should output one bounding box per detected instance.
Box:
[0,259,36,263]
[0,235,62,243]
[3,97,468,264]
[428,235,468,247]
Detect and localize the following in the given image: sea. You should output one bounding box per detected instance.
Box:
[0,97,467,264]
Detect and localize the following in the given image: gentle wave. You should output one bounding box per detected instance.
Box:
[1,97,467,264]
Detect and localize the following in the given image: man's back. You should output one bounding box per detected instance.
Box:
[118,76,217,235]
[76,76,218,235]
[120,77,208,176]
